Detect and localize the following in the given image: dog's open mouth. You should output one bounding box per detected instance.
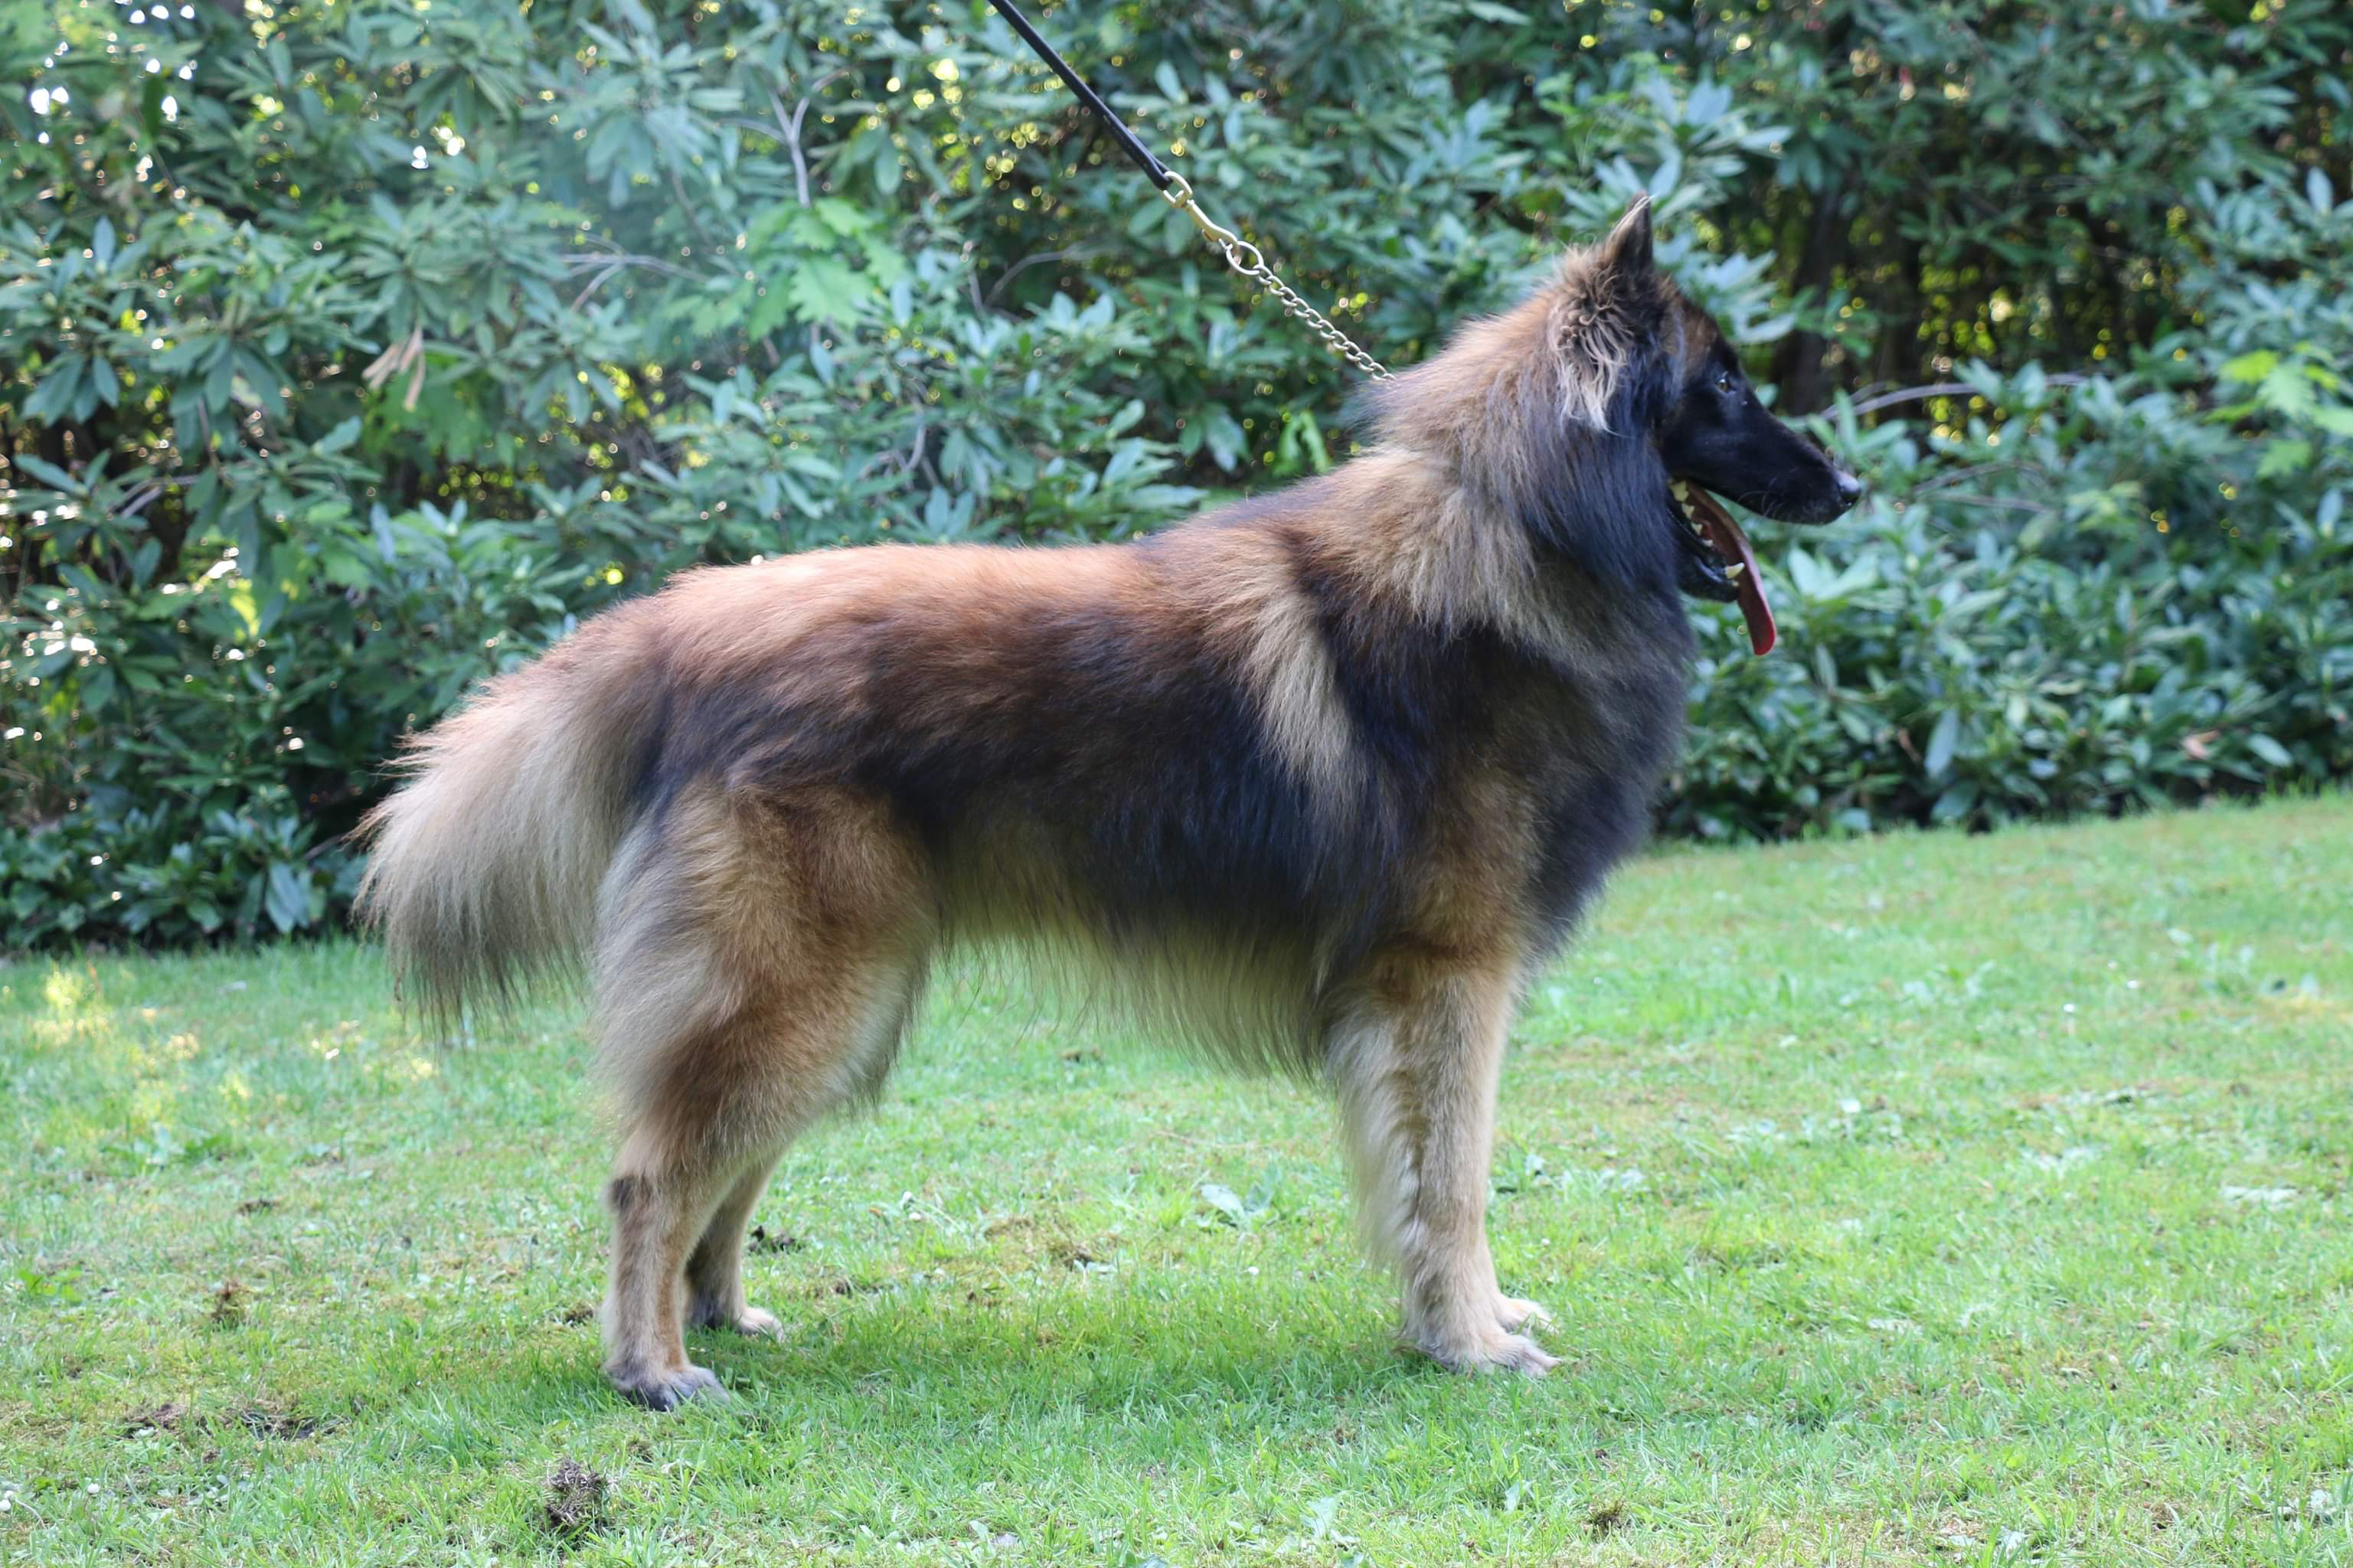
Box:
[1670,482,1776,656]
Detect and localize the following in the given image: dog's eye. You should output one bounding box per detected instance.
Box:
[1714,368,1737,395]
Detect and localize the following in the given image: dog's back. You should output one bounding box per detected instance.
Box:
[364,439,1681,1039]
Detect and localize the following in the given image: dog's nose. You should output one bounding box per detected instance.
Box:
[1834,469,1865,506]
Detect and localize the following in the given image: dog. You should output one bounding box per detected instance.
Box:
[355,196,1861,1408]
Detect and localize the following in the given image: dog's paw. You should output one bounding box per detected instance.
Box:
[1469,1331,1558,1377]
[729,1305,783,1338]
[1495,1295,1550,1333]
[1412,1317,1559,1377]
[606,1359,725,1411]
[688,1295,783,1338]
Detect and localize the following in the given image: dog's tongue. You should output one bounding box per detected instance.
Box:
[1688,490,1776,656]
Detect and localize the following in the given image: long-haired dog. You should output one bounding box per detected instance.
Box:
[358,198,1861,1408]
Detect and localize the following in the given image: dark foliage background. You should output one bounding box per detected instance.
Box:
[4,0,2349,946]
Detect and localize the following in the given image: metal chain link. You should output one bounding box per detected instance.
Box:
[1161,175,1392,381]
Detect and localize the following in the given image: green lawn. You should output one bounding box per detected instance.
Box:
[3,797,2350,1566]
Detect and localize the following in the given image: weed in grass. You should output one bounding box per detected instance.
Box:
[542,1458,611,1540]
[204,1279,247,1329]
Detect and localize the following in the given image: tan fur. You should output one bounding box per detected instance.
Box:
[353,622,664,1021]
[1195,527,1358,801]
[590,782,932,1401]
[1544,201,1657,432]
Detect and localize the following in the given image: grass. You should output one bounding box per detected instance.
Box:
[3,796,2351,1566]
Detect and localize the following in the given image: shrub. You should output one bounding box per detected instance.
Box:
[4,0,2348,946]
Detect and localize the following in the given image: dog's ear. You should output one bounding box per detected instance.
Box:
[1594,194,1654,279]
[1546,194,1662,430]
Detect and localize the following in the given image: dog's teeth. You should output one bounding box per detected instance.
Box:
[1724,562,1746,580]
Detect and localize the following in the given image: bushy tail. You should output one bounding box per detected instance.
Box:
[354,635,650,1024]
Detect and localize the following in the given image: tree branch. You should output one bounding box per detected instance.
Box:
[1847,374,2087,416]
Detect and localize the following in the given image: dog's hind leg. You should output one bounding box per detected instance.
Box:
[600,1122,740,1409]
[683,1152,786,1338]
[1328,938,1554,1376]
[676,946,923,1344]
[590,785,930,1410]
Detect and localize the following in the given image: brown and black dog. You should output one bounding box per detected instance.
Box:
[357,198,1861,1408]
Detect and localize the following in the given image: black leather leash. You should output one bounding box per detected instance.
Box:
[979,0,1392,379]
[982,0,1175,192]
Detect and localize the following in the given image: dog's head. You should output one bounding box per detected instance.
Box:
[1367,195,1862,652]
[1600,200,1864,530]
[1551,197,1862,650]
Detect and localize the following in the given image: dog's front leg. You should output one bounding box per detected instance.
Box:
[1328,944,1556,1375]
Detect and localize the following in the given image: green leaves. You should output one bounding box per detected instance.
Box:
[1923,709,1962,782]
[2212,343,2353,469]
[779,256,873,327]
[1672,410,2351,842]
[2247,735,2293,769]
[2221,350,2281,384]
[263,861,321,936]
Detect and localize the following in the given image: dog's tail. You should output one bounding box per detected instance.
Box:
[353,624,653,1024]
